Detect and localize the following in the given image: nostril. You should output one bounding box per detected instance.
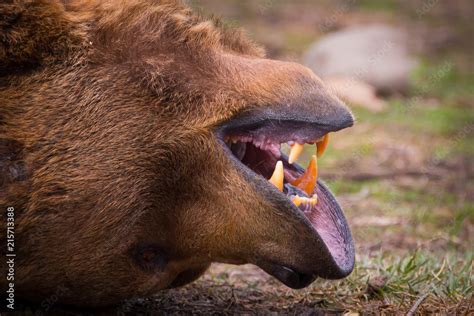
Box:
[275,266,300,287]
[266,263,316,289]
[295,271,315,288]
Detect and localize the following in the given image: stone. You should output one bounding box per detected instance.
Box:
[304,24,417,94]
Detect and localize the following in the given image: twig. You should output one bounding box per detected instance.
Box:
[406,292,430,316]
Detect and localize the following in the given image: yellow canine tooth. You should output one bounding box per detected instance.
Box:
[316,134,329,157]
[290,155,318,196]
[269,161,284,191]
[288,143,304,164]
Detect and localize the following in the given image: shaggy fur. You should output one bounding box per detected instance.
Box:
[0,0,349,307]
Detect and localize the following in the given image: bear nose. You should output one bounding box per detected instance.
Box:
[260,263,316,289]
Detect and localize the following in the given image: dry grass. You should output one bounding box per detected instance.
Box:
[117,251,472,315]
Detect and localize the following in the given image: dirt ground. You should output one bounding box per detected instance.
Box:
[10,0,473,315]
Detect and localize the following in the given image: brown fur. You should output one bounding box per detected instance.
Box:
[0,0,348,306]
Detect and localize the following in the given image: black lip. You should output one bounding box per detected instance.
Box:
[219,105,354,145]
[221,102,354,131]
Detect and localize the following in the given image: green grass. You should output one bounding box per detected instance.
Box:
[354,101,474,136]
[311,251,473,312]
[326,179,370,195]
[281,30,317,55]
[450,204,474,236]
[411,60,474,100]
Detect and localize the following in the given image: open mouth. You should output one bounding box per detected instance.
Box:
[217,109,355,289]
[225,135,327,208]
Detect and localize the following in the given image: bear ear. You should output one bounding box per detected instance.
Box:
[0,0,83,74]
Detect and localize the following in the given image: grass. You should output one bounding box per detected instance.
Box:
[311,251,473,312]
[112,251,472,314]
[450,204,474,236]
[352,100,473,136]
[411,59,474,101]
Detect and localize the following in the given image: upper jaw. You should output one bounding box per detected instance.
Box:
[218,101,354,144]
[215,105,355,288]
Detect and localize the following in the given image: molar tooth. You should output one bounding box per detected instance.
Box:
[316,134,329,157]
[288,143,304,164]
[269,161,284,191]
[309,194,318,206]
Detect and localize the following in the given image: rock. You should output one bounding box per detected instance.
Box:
[325,77,387,112]
[304,24,417,94]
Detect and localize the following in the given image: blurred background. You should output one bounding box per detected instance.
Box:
[127,1,473,314]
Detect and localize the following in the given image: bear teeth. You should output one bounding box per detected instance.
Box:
[288,143,304,164]
[269,161,284,191]
[316,134,330,157]
[291,195,318,207]
[225,134,330,207]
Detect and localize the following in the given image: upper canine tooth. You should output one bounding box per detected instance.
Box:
[269,161,284,191]
[288,143,304,164]
[316,134,329,157]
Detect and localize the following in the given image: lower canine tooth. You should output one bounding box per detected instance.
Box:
[288,143,304,164]
[269,161,284,191]
[316,134,329,157]
[290,155,318,196]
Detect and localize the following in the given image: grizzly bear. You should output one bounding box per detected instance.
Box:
[0,0,355,308]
